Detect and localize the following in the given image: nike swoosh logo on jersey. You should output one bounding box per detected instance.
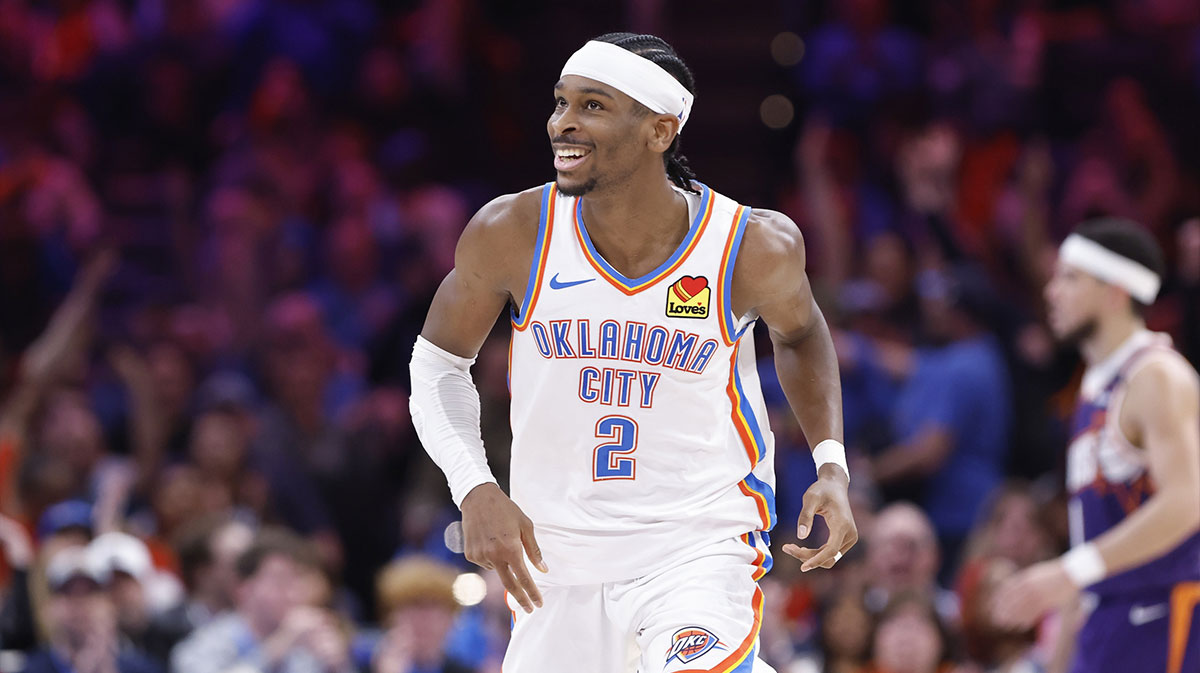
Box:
[549,273,595,290]
[1129,603,1168,626]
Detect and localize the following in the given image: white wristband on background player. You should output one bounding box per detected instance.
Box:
[409,336,497,508]
[1061,542,1107,588]
[812,439,849,483]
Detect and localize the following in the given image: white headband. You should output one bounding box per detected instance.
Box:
[561,40,694,133]
[1059,233,1161,304]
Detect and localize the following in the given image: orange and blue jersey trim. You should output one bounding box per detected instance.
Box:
[743,531,773,582]
[738,475,776,532]
[727,345,766,467]
[573,183,714,295]
[678,585,764,673]
[718,205,752,346]
[727,345,777,531]
[511,182,556,331]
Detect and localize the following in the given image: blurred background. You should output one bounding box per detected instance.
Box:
[1,1,1199,672]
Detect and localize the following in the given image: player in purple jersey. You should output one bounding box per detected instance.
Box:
[993,219,1200,673]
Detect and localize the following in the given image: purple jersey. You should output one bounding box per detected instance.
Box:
[1065,330,1200,598]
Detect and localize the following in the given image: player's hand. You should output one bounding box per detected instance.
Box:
[991,559,1078,630]
[460,483,547,613]
[782,464,857,571]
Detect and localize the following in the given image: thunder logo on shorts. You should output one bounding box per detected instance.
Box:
[665,626,725,664]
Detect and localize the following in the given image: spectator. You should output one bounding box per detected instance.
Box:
[170,528,352,673]
[20,545,162,673]
[86,532,185,654]
[819,589,874,673]
[186,409,270,518]
[0,500,95,652]
[868,266,1011,567]
[372,556,476,673]
[958,483,1052,573]
[862,503,959,625]
[143,515,254,665]
[959,559,1043,673]
[861,593,961,673]
[956,484,1052,672]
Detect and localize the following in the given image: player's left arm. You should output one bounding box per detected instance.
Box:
[731,208,857,571]
[994,357,1200,628]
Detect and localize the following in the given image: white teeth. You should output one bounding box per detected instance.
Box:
[555,148,589,159]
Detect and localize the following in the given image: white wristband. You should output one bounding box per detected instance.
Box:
[812,439,849,483]
[1061,542,1106,588]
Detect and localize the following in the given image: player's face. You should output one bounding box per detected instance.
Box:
[548,76,655,197]
[1044,261,1105,344]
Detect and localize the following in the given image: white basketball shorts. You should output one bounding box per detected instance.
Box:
[503,532,777,673]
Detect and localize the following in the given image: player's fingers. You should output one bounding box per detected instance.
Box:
[496,563,535,613]
[800,540,842,572]
[825,518,857,563]
[991,581,1029,628]
[509,555,544,609]
[832,517,859,552]
[519,519,549,573]
[781,544,820,561]
[796,492,818,540]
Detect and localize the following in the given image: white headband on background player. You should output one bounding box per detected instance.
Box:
[560,40,695,133]
[1059,234,1162,304]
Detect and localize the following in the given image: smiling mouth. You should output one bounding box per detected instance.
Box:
[553,147,592,171]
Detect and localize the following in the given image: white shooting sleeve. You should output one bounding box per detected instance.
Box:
[409,335,497,508]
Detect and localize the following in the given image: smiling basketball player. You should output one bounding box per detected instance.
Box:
[409,33,857,672]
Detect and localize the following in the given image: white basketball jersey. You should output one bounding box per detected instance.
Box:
[507,182,776,586]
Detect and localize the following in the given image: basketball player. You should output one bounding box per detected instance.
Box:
[408,33,857,672]
[992,219,1200,673]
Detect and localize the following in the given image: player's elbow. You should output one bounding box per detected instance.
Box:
[1184,489,1200,535]
[1164,484,1200,537]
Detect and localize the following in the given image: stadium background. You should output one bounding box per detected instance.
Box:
[1,0,1200,672]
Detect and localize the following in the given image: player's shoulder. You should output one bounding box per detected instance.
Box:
[468,185,546,236]
[458,185,545,255]
[738,207,806,269]
[1125,347,1200,411]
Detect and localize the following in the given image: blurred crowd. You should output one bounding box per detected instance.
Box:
[1,1,1200,673]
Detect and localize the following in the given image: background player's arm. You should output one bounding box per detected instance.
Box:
[993,357,1200,628]
[1088,358,1200,572]
[731,209,857,571]
[413,189,548,613]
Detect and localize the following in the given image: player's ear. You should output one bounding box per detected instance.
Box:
[647,114,680,153]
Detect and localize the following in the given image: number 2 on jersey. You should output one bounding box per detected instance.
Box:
[593,415,638,480]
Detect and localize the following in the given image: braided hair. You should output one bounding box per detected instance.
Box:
[594,32,700,194]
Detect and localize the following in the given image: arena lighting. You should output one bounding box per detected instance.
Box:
[771,32,805,66]
[452,572,488,607]
[444,520,464,553]
[760,95,795,130]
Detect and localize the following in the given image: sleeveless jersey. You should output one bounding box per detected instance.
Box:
[1066,329,1200,597]
[506,182,776,586]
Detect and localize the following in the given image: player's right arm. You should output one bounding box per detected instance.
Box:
[410,188,548,613]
